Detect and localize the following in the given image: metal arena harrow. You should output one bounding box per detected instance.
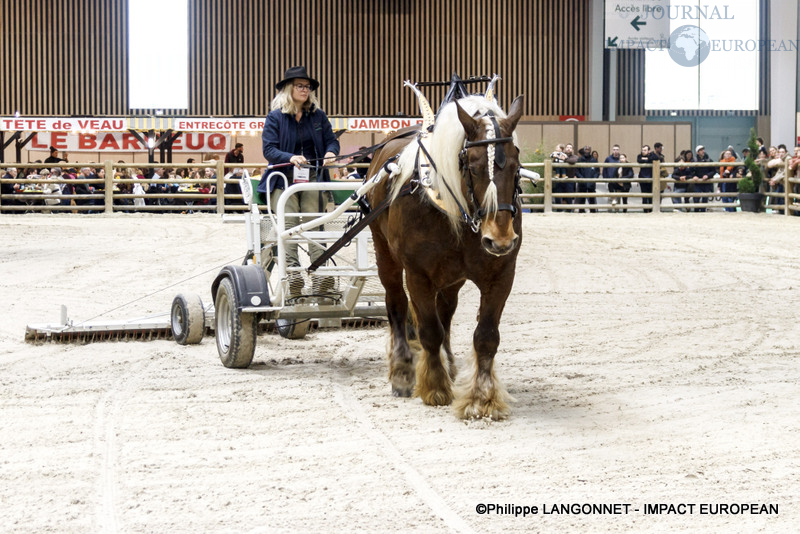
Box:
[25,173,389,355]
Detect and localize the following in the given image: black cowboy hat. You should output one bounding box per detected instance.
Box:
[275,66,319,91]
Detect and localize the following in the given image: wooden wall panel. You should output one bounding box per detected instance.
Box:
[0,0,128,116]
[0,0,591,118]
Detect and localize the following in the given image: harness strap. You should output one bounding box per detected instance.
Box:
[417,136,474,227]
[307,181,418,273]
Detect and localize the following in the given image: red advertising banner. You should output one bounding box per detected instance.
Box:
[25,132,230,152]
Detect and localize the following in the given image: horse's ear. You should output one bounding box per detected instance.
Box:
[501,95,525,132]
[455,101,480,139]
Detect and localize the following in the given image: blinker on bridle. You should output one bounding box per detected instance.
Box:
[459,112,520,230]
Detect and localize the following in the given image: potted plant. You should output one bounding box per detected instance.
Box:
[737,128,763,212]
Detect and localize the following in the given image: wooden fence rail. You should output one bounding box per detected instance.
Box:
[1,159,797,215]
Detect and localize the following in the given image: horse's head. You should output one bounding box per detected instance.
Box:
[455,95,524,256]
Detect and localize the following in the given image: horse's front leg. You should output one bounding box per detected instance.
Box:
[437,281,465,381]
[454,285,514,420]
[406,272,453,406]
[374,233,416,397]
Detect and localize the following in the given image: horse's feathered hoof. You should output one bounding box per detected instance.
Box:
[416,384,454,406]
[453,397,511,421]
[392,385,414,397]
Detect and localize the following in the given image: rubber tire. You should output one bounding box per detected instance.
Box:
[171,293,206,345]
[214,277,257,368]
[276,318,310,340]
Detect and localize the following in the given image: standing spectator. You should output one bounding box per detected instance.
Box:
[719,149,737,212]
[603,144,622,207]
[612,154,633,211]
[575,145,598,213]
[741,147,750,163]
[43,146,66,165]
[225,143,244,174]
[637,145,654,212]
[562,143,577,207]
[693,145,714,212]
[550,143,568,207]
[672,150,694,212]
[767,146,789,214]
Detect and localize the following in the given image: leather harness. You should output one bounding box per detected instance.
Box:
[307,114,519,273]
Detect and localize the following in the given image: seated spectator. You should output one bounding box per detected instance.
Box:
[224,168,246,205]
[1,167,21,213]
[337,166,360,180]
[672,151,694,212]
[60,168,78,206]
[73,167,95,208]
[719,149,737,212]
[40,168,62,210]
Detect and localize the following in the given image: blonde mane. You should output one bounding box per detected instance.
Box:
[390,95,512,233]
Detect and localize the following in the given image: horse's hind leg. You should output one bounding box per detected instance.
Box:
[454,288,513,420]
[407,272,453,406]
[374,235,416,397]
[437,281,465,381]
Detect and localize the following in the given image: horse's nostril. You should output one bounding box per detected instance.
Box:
[481,236,494,250]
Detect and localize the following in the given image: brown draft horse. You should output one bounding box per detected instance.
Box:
[366,92,524,419]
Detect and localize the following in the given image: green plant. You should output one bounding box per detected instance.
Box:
[736,176,756,194]
[520,141,548,204]
[738,127,762,192]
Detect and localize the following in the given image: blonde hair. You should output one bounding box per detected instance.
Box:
[271,83,320,114]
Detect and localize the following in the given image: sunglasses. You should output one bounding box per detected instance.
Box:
[293,83,313,91]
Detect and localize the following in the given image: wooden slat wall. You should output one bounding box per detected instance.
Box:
[1,0,590,118]
[188,0,591,118]
[0,0,128,116]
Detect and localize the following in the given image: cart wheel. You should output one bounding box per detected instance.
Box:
[215,277,257,368]
[171,293,206,345]
[276,318,310,340]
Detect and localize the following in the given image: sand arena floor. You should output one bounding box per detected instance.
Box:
[0,212,798,533]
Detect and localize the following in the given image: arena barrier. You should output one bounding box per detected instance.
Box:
[520,159,796,215]
[1,159,796,215]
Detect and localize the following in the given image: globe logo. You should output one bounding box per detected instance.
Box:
[668,25,711,66]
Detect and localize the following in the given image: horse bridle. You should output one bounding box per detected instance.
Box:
[458,112,520,232]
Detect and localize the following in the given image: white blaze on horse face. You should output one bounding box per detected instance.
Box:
[480,212,518,256]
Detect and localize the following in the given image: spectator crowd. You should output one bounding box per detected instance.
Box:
[548,138,800,213]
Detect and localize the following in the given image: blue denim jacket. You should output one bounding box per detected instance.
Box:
[259,107,339,193]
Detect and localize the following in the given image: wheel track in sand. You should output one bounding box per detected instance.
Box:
[328,344,477,534]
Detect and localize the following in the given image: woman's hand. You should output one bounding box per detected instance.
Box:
[323,152,337,166]
[290,155,307,168]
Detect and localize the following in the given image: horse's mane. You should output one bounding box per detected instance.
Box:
[389,95,511,233]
